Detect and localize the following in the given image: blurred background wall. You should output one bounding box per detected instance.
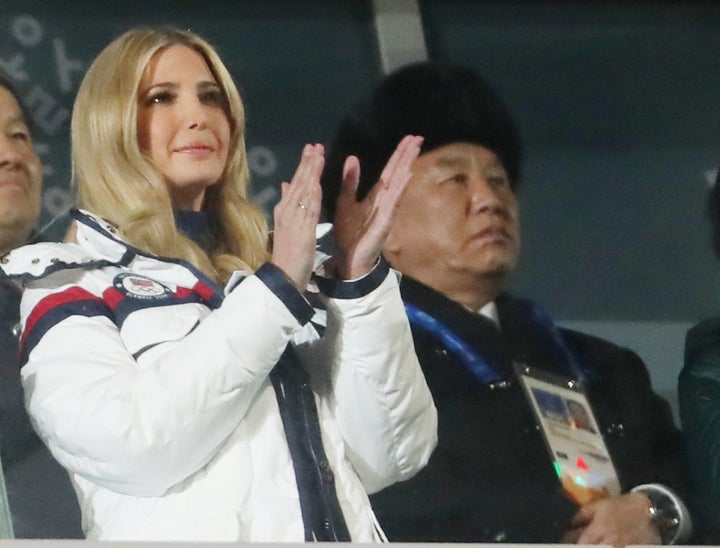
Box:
[2,0,719,420]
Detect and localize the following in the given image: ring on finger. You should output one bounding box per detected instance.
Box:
[297,201,309,210]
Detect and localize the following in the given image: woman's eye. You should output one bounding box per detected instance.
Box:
[146,91,174,105]
[199,88,226,106]
[12,131,29,141]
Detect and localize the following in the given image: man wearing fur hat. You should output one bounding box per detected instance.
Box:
[321,62,690,547]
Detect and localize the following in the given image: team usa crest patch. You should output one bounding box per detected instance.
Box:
[113,273,172,300]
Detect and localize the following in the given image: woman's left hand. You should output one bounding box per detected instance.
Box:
[271,143,324,292]
[332,135,423,279]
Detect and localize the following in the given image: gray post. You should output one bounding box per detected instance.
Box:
[371,0,428,74]
[0,455,15,538]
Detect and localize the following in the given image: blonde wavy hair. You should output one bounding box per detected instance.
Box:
[71,26,269,283]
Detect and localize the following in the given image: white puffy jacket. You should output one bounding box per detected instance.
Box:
[0,210,437,541]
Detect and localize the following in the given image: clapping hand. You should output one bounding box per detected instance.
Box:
[331,135,423,279]
[271,143,324,292]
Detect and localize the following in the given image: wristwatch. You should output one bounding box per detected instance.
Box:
[631,484,691,545]
[645,491,680,544]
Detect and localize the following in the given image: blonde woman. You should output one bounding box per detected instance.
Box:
[0,27,436,541]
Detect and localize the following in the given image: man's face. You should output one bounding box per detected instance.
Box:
[384,142,520,296]
[0,86,41,251]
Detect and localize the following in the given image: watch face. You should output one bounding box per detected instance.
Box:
[646,492,680,544]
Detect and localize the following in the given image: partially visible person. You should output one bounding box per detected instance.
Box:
[678,168,720,544]
[0,68,82,538]
[322,61,691,547]
[0,28,436,541]
[0,69,40,256]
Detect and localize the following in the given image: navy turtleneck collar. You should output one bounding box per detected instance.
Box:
[175,210,213,251]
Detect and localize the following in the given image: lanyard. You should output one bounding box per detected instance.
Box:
[405,302,504,385]
[404,300,589,386]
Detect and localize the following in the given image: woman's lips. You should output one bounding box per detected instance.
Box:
[173,143,213,155]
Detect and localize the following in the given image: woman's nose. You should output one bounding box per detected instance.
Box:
[185,99,209,130]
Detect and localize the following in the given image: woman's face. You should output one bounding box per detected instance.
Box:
[137,44,231,211]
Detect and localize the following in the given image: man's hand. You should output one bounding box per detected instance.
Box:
[331,134,422,279]
[562,492,660,548]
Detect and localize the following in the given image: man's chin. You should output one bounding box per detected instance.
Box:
[0,206,39,235]
[476,256,517,278]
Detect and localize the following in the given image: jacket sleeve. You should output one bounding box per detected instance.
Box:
[18,258,312,498]
[304,261,437,494]
[679,318,720,543]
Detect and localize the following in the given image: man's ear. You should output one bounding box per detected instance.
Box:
[383,224,401,259]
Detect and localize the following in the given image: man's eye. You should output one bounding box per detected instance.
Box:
[488,175,508,187]
[451,173,468,184]
[12,131,29,141]
[439,173,468,186]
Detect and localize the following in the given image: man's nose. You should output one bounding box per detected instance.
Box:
[0,135,23,168]
[469,175,503,213]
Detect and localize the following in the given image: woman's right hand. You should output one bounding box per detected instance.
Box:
[270,143,324,292]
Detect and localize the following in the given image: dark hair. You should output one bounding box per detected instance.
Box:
[0,67,35,130]
[321,61,521,220]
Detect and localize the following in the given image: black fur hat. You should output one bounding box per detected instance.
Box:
[321,61,521,220]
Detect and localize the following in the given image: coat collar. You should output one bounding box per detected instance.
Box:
[0,209,225,306]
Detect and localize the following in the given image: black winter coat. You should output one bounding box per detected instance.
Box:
[370,276,687,543]
[0,280,82,538]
